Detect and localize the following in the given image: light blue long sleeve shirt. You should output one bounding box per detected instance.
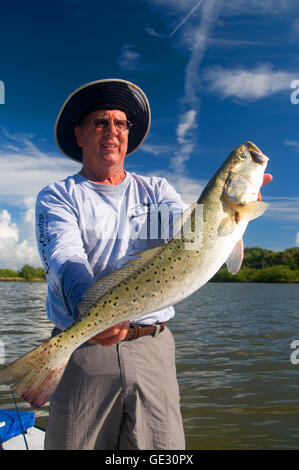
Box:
[35,171,187,330]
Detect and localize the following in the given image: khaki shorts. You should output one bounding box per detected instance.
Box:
[44,326,185,450]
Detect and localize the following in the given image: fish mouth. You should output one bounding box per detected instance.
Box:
[244,141,269,165]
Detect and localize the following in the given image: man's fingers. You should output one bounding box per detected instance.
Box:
[262,173,273,186]
[88,321,130,345]
[258,173,273,201]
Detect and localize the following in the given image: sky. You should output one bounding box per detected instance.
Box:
[0,0,299,269]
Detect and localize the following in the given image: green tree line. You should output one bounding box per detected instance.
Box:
[0,264,46,281]
[211,247,299,283]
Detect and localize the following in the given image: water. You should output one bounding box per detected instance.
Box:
[0,281,298,449]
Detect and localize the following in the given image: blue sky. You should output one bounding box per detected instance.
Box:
[0,0,299,269]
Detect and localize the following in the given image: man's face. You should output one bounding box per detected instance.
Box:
[74,109,129,170]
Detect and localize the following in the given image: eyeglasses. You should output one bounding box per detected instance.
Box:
[81,118,133,132]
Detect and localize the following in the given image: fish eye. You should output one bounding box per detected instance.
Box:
[239,153,246,160]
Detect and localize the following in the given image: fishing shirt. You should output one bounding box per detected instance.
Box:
[35,172,188,330]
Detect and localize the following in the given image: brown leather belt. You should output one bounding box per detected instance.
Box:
[124,322,166,341]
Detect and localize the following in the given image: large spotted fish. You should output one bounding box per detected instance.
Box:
[0,141,269,409]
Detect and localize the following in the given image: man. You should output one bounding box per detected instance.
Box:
[36,79,272,450]
[36,79,187,450]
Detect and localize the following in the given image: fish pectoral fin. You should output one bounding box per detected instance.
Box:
[239,201,269,222]
[226,238,244,275]
[217,216,236,236]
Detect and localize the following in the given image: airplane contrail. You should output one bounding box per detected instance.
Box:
[169,0,204,37]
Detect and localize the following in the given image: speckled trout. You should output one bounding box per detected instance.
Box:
[0,141,269,409]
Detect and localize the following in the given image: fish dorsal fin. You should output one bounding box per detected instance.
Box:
[78,245,165,316]
[226,238,244,274]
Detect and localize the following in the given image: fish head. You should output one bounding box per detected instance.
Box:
[224,141,269,206]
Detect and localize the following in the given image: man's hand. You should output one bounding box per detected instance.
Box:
[258,173,273,201]
[88,321,130,346]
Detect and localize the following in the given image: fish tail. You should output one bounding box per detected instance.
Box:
[0,336,73,409]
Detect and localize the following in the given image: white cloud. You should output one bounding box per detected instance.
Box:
[222,0,298,15]
[145,168,206,205]
[144,27,168,38]
[263,197,299,221]
[296,232,299,246]
[203,64,294,100]
[141,142,175,156]
[167,0,222,178]
[292,18,299,34]
[166,174,206,205]
[176,109,197,144]
[285,140,299,151]
[146,0,298,16]
[118,44,141,71]
[0,130,78,206]
[168,110,197,174]
[0,130,79,269]
[0,208,40,270]
[183,0,222,105]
